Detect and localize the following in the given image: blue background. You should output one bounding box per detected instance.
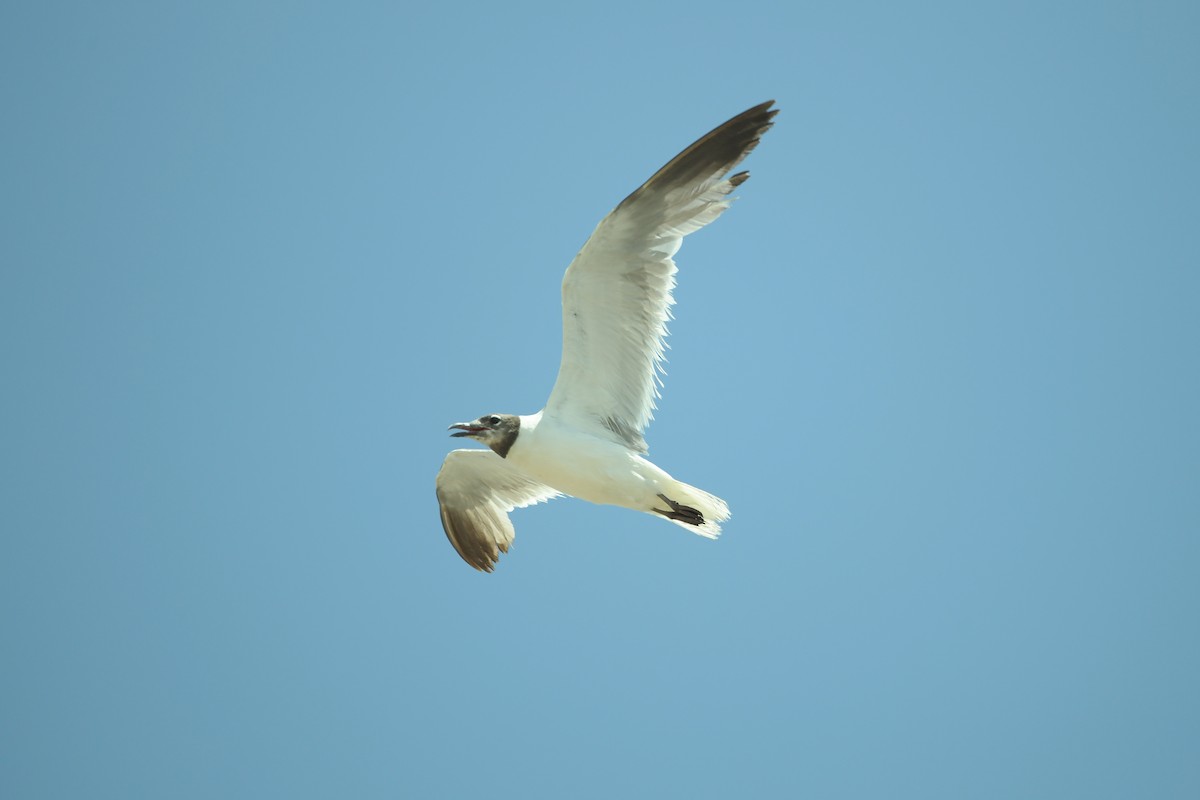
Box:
[3,1,1198,797]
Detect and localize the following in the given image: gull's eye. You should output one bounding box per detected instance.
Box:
[487,416,501,425]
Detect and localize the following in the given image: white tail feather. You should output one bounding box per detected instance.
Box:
[652,480,730,539]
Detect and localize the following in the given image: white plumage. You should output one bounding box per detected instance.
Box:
[436,101,778,571]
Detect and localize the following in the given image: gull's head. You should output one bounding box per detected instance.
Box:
[448,413,521,458]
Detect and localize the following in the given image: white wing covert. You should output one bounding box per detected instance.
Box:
[544,101,778,453]
[436,449,560,572]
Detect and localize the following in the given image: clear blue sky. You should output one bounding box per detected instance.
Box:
[3,1,1198,797]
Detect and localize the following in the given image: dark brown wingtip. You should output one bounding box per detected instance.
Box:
[438,490,502,573]
[619,100,779,208]
[729,171,751,188]
[740,99,780,127]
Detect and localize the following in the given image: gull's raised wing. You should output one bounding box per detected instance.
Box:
[543,101,778,453]
[435,449,561,572]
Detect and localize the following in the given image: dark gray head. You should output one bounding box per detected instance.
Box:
[448,413,521,458]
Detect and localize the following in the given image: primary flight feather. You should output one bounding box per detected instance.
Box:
[437,101,778,571]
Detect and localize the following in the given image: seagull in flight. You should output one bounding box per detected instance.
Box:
[437,101,778,571]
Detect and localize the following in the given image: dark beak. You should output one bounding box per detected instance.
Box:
[448,422,485,438]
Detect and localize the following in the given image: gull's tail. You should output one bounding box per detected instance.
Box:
[650,480,731,539]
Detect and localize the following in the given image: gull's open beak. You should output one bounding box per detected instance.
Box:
[448,422,485,438]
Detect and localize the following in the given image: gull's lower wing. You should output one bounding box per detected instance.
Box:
[543,101,778,452]
[435,449,561,572]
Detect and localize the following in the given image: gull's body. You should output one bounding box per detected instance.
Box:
[437,101,778,571]
[506,411,719,521]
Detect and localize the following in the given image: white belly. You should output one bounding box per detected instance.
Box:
[506,421,668,510]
